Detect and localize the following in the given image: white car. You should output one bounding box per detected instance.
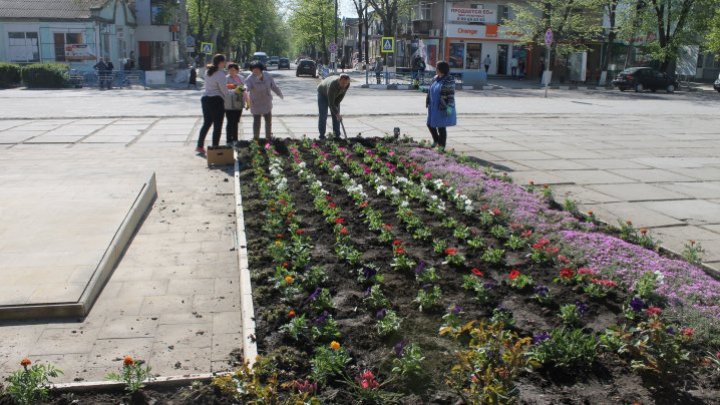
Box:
[714,73,720,93]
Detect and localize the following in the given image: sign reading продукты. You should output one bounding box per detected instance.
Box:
[200,42,213,54]
[381,37,394,53]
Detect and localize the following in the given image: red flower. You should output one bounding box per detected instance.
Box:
[395,247,406,255]
[520,230,533,238]
[20,358,31,367]
[325,195,333,201]
[296,229,305,235]
[681,327,694,337]
[532,238,550,250]
[275,233,284,239]
[591,278,618,288]
[339,227,349,235]
[444,248,458,256]
[123,356,135,366]
[288,310,296,318]
[282,262,289,268]
[557,255,570,264]
[392,239,402,246]
[471,268,484,277]
[646,306,662,316]
[328,202,337,209]
[335,218,345,225]
[545,246,560,255]
[491,208,502,216]
[383,224,393,230]
[509,269,521,280]
[559,268,575,279]
[577,267,596,275]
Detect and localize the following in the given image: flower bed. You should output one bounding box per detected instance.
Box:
[2,137,718,404]
[230,138,720,403]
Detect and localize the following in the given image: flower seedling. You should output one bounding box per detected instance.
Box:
[391,343,425,379]
[415,285,443,312]
[310,343,351,385]
[462,273,494,306]
[481,247,505,265]
[682,240,705,265]
[5,358,62,405]
[532,285,552,305]
[376,309,402,337]
[414,262,440,284]
[106,356,152,394]
[507,269,533,290]
[442,248,467,267]
[365,285,390,309]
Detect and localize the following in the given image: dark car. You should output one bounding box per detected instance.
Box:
[296,59,317,78]
[278,57,290,70]
[612,67,678,93]
[714,73,720,93]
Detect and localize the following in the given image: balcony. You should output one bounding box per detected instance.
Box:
[412,20,433,35]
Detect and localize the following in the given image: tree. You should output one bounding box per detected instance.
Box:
[352,0,370,63]
[287,0,339,62]
[706,9,720,55]
[366,0,412,36]
[601,0,621,73]
[507,0,604,70]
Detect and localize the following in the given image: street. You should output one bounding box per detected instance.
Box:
[1,71,720,382]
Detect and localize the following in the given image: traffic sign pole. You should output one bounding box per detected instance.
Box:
[544,29,553,99]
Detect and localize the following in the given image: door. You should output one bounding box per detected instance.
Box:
[497,45,509,75]
[138,41,151,70]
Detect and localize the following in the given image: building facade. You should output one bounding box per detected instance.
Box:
[0,0,136,69]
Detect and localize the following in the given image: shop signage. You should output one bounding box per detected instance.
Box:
[447,24,506,40]
[448,7,494,24]
[65,44,96,61]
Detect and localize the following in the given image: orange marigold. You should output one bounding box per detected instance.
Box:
[330,341,341,350]
[20,358,31,367]
[123,356,134,366]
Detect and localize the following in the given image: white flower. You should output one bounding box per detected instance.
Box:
[653,271,665,284]
[376,185,387,195]
[332,165,341,172]
[390,187,401,196]
[298,162,306,169]
[400,200,410,208]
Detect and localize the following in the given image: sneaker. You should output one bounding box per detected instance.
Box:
[319,134,327,141]
[431,142,437,148]
[195,146,206,155]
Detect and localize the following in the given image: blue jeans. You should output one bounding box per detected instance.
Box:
[318,91,340,137]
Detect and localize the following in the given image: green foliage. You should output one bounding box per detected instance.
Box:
[280,314,310,341]
[5,360,62,405]
[415,285,442,312]
[391,343,425,379]
[707,8,720,55]
[506,0,603,59]
[287,0,341,60]
[21,63,68,88]
[682,240,705,265]
[106,357,152,394]
[462,275,493,306]
[376,309,402,337]
[212,361,280,402]
[559,304,582,327]
[0,62,21,88]
[310,345,352,385]
[446,321,531,404]
[365,284,390,309]
[311,314,342,342]
[527,328,598,370]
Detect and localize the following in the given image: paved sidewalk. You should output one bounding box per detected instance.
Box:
[0,118,241,382]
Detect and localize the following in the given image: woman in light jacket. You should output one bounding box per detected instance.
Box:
[244,61,283,142]
[425,61,456,149]
[196,54,228,154]
[225,62,248,144]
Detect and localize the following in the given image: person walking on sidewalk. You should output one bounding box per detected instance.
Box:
[511,57,518,78]
[426,61,456,149]
[374,56,384,84]
[483,54,492,73]
[244,61,283,143]
[317,74,351,140]
[195,54,228,155]
[225,62,249,144]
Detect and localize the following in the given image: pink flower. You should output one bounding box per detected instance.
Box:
[646,306,663,316]
[424,172,432,179]
[577,267,596,275]
[681,327,694,337]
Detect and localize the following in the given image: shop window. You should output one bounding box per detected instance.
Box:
[8,32,40,63]
[466,43,482,70]
[449,43,465,69]
[53,32,83,62]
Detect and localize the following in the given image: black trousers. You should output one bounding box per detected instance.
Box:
[428,125,447,148]
[253,113,272,141]
[197,96,224,148]
[225,109,242,144]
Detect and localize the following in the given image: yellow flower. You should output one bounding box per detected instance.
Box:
[330,341,341,351]
[275,240,282,247]
[284,275,294,285]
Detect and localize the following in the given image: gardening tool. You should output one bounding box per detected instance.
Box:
[340,118,349,140]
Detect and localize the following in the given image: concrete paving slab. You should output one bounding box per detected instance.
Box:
[552,170,636,185]
[609,168,697,183]
[587,183,688,202]
[656,182,720,199]
[640,200,720,224]
[582,202,685,228]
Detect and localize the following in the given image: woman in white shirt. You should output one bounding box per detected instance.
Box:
[196,54,228,155]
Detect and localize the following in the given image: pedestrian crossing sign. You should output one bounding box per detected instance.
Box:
[381,37,394,53]
[200,42,213,54]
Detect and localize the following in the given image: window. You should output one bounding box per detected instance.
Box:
[151,0,176,25]
[449,42,465,69]
[413,3,431,21]
[497,5,509,24]
[466,43,482,69]
[54,32,85,62]
[8,32,40,63]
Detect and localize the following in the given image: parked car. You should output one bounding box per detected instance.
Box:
[296,59,317,78]
[278,57,290,70]
[268,56,279,66]
[714,73,720,93]
[612,67,679,93]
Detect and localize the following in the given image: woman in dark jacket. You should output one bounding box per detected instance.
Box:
[425,61,456,149]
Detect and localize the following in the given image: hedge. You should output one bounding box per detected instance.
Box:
[21,63,69,88]
[0,62,22,88]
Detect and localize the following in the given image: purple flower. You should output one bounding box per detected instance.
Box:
[376,308,387,319]
[533,332,551,344]
[533,285,549,297]
[312,311,329,325]
[308,287,321,301]
[629,297,645,312]
[414,261,427,275]
[575,300,588,316]
[484,282,496,290]
[666,326,675,335]
[362,266,377,279]
[451,304,463,315]
[394,340,407,357]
